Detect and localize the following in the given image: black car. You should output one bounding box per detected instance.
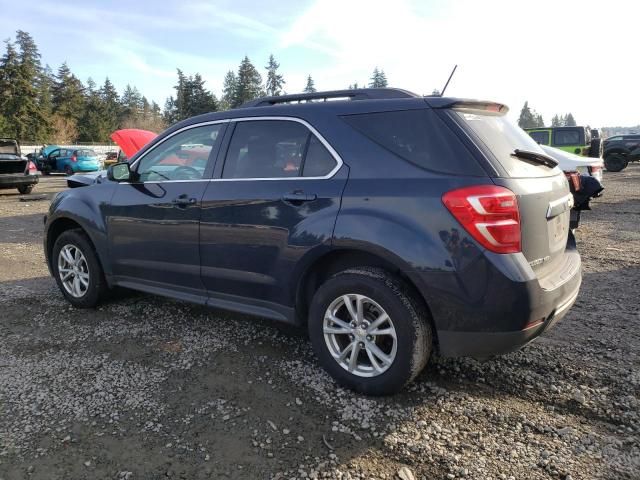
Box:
[0,138,39,194]
[44,89,582,395]
[602,134,640,172]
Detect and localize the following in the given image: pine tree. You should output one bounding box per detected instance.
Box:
[565,113,576,126]
[99,77,120,134]
[164,70,218,124]
[78,81,109,142]
[369,67,388,88]
[517,101,536,128]
[0,41,20,137]
[220,70,237,110]
[52,62,85,133]
[265,54,285,97]
[534,114,544,127]
[232,56,263,107]
[551,114,561,127]
[304,75,316,93]
[0,32,50,140]
[120,84,143,124]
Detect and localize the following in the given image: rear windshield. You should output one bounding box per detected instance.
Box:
[453,111,557,177]
[341,109,485,175]
[75,149,97,157]
[0,141,19,156]
[553,129,584,146]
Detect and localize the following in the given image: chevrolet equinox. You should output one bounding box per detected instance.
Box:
[44,88,582,395]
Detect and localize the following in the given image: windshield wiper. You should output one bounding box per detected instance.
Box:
[511,149,558,168]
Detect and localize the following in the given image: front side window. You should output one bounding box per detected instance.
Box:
[222,120,337,179]
[136,124,223,182]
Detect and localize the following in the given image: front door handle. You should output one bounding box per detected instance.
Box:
[282,192,317,204]
[172,195,197,207]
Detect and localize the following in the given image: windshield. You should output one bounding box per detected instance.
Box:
[453,111,558,177]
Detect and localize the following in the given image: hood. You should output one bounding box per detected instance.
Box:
[110,129,157,158]
[67,171,107,188]
[540,145,603,171]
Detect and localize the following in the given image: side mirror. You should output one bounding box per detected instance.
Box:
[107,162,132,182]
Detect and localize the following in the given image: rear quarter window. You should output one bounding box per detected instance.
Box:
[341,108,485,175]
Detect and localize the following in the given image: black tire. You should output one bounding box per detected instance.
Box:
[64,165,74,176]
[589,138,601,158]
[604,153,628,172]
[51,229,107,308]
[17,184,34,194]
[308,267,432,395]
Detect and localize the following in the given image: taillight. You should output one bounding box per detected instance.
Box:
[564,172,581,191]
[442,185,521,254]
[71,155,77,162]
[588,166,602,175]
[28,161,37,172]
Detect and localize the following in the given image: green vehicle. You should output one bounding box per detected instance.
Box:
[524,126,601,158]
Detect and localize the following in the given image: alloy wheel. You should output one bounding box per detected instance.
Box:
[57,244,90,298]
[323,294,397,378]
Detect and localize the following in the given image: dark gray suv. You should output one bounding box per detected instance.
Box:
[44,89,581,395]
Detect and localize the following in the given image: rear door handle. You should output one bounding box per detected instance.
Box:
[282,192,317,204]
[172,195,197,207]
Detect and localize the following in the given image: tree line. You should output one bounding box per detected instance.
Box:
[518,100,576,128]
[0,30,390,143]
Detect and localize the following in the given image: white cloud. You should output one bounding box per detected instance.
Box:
[279,0,640,126]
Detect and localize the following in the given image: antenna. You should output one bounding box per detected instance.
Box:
[440,65,458,97]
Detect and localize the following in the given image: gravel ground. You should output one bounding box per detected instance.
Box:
[0,169,638,480]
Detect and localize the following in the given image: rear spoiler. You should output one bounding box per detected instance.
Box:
[424,97,508,115]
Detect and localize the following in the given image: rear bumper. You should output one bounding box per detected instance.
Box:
[437,279,580,357]
[418,237,582,358]
[0,174,39,188]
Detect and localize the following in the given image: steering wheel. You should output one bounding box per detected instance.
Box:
[172,166,201,181]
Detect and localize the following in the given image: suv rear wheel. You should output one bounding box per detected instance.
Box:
[52,229,107,308]
[308,267,432,395]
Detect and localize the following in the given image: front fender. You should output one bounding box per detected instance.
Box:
[45,183,116,277]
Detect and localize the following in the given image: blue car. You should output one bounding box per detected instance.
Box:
[40,146,100,175]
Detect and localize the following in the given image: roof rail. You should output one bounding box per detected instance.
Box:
[240,88,419,108]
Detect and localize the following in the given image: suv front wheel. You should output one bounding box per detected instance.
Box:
[52,229,107,308]
[308,267,432,395]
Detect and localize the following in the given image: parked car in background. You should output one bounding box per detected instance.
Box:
[525,126,601,158]
[540,145,604,230]
[103,151,119,168]
[540,144,604,183]
[44,89,582,395]
[0,138,39,194]
[39,147,100,175]
[602,134,640,172]
[110,129,157,160]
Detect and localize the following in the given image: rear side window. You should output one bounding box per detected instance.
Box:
[529,131,550,145]
[341,109,484,175]
[222,120,338,179]
[302,136,336,177]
